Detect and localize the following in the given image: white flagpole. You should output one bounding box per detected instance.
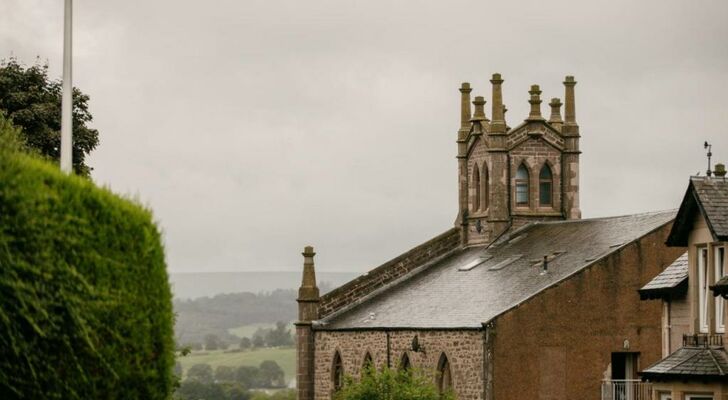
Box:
[60,0,73,173]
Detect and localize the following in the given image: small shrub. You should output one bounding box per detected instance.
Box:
[334,367,455,400]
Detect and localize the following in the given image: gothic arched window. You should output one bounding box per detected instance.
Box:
[362,352,373,376]
[436,353,453,394]
[481,162,489,211]
[472,164,481,212]
[332,351,344,392]
[399,352,411,371]
[515,163,530,206]
[539,164,553,206]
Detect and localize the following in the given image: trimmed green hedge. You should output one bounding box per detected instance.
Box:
[0,117,175,399]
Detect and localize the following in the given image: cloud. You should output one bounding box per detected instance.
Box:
[2,0,726,272]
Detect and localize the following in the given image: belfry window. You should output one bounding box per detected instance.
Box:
[481,163,489,210]
[436,353,452,394]
[515,164,529,206]
[539,164,553,206]
[332,351,344,392]
[472,164,481,211]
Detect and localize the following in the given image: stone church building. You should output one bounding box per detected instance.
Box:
[296,74,685,400]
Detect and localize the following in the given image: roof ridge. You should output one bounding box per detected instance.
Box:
[707,348,725,375]
[533,209,676,226]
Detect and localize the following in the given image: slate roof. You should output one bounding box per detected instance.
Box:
[318,211,675,329]
[668,177,728,246]
[640,345,728,381]
[639,252,688,300]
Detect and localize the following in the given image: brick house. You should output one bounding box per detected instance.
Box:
[295,74,685,400]
[637,172,728,400]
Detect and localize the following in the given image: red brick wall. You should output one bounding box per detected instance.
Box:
[491,222,685,400]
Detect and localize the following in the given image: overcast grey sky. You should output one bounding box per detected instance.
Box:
[2,0,727,273]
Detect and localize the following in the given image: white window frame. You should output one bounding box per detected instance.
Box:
[698,247,709,333]
[716,246,725,333]
[658,392,672,400]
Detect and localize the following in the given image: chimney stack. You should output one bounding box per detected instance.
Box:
[715,163,727,178]
[549,98,563,131]
[490,73,506,134]
[526,84,544,121]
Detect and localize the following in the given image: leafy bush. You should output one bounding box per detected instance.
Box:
[334,367,455,400]
[0,114,175,399]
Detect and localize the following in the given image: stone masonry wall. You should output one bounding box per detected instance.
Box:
[313,329,484,400]
[318,228,460,318]
[491,222,685,400]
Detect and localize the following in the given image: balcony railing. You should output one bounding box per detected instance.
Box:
[683,333,723,347]
[601,379,652,400]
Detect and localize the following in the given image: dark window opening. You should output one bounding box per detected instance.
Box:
[539,164,553,206]
[332,351,344,392]
[436,353,452,394]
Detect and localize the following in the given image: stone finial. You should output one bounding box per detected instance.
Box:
[563,75,577,125]
[527,84,544,121]
[490,73,506,134]
[298,245,319,301]
[549,98,563,131]
[459,82,472,130]
[715,163,727,178]
[470,96,488,136]
[549,98,563,122]
[471,96,488,122]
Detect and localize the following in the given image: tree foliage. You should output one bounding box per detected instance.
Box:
[334,367,455,400]
[0,114,174,399]
[187,364,214,384]
[258,360,285,388]
[0,58,99,176]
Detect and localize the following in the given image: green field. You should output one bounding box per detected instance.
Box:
[178,347,295,384]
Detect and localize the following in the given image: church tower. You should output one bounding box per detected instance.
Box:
[456,74,581,245]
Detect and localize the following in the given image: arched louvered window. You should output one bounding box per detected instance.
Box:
[362,352,374,376]
[472,164,481,211]
[399,353,411,371]
[332,351,344,392]
[539,164,553,206]
[436,353,452,394]
[515,163,529,206]
[481,162,489,211]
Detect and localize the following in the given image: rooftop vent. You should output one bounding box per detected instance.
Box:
[458,255,492,271]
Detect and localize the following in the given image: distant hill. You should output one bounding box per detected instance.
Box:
[169,271,358,300]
